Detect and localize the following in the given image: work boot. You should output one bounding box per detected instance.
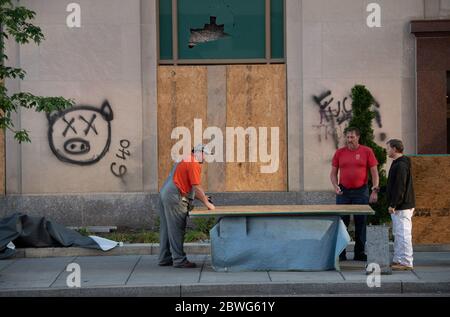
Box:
[158,261,173,266]
[354,253,367,261]
[391,263,413,271]
[174,260,197,268]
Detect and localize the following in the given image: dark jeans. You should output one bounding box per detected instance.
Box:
[336,185,369,256]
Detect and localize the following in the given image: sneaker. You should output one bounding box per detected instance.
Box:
[174,261,197,268]
[354,253,367,261]
[391,263,413,271]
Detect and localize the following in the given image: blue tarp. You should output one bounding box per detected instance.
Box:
[210,216,350,272]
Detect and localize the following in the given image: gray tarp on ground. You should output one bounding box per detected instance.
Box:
[0,213,117,259]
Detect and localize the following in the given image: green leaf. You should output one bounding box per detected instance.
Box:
[14,129,31,143]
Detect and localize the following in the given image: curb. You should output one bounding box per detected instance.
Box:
[8,243,450,259]
[9,243,209,258]
[0,281,449,297]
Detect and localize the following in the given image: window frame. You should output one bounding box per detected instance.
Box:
[157,0,286,65]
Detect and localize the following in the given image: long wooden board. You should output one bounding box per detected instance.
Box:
[190,205,375,217]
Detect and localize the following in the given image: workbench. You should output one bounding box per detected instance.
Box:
[190,205,375,272]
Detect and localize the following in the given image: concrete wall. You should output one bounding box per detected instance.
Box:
[0,191,335,228]
[294,0,424,191]
[3,0,448,227]
[4,0,436,196]
[441,0,450,17]
[6,0,147,194]
[425,0,450,17]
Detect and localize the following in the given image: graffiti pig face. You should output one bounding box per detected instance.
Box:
[47,100,114,165]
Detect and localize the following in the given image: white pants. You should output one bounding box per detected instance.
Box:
[391,208,414,267]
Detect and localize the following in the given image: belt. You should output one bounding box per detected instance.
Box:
[339,184,368,192]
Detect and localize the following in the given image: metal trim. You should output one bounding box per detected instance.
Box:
[159,59,285,65]
[172,0,178,65]
[266,0,271,62]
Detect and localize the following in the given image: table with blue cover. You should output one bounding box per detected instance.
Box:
[190,205,375,272]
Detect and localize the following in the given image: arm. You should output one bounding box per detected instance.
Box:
[187,163,215,210]
[369,165,379,203]
[388,163,408,209]
[330,166,342,195]
[193,185,215,210]
[370,165,379,189]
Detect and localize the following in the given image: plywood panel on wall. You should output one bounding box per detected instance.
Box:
[410,156,450,244]
[157,64,287,193]
[225,65,287,191]
[157,66,208,190]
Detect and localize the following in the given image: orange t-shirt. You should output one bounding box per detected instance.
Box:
[173,154,202,195]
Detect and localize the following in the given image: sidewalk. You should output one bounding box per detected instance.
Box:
[0,251,449,296]
[8,242,450,259]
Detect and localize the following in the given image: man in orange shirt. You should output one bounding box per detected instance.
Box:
[158,144,215,268]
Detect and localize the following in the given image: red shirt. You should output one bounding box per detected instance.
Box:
[332,145,378,189]
[173,154,202,195]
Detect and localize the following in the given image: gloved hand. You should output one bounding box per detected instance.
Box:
[182,197,195,212]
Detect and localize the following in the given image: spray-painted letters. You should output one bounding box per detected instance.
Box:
[110,140,131,178]
[312,90,384,149]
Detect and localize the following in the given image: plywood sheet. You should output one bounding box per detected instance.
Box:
[157,66,208,190]
[225,65,287,191]
[410,156,450,244]
[412,211,450,245]
[190,204,375,217]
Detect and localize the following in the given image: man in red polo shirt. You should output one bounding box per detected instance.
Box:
[330,127,379,261]
[158,144,215,268]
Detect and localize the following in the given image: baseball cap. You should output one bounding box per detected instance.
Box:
[192,144,212,155]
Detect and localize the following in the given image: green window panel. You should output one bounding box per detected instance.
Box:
[159,0,173,60]
[271,0,284,59]
[159,0,284,62]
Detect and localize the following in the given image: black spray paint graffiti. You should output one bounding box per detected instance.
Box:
[312,90,384,149]
[110,139,131,178]
[47,100,114,165]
